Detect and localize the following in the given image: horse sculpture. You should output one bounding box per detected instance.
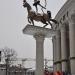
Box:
[23,0,58,28]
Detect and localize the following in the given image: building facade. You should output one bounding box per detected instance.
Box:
[53,0,75,75]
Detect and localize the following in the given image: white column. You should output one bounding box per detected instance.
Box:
[53,36,57,72]
[34,34,44,75]
[69,12,75,75]
[56,30,61,71]
[61,23,69,72]
[53,28,61,72]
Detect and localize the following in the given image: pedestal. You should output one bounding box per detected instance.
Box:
[34,34,44,75]
[23,25,56,75]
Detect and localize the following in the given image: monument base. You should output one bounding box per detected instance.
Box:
[23,24,56,75]
[23,25,56,38]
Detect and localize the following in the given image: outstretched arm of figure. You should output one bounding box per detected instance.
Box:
[33,0,40,12]
[38,4,46,9]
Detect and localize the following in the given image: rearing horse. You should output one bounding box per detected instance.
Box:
[23,0,58,28]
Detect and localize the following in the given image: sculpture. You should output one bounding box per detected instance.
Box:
[33,0,46,12]
[23,0,58,28]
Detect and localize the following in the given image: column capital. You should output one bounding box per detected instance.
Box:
[34,33,45,41]
[56,30,61,38]
[60,23,66,32]
[54,23,59,30]
[55,23,61,38]
[68,11,75,23]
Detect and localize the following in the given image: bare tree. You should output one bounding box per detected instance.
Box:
[0,47,17,75]
[1,47,17,65]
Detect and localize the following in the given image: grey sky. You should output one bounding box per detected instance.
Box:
[0,0,66,61]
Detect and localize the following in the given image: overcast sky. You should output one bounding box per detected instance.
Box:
[0,0,66,62]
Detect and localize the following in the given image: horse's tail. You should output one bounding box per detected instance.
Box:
[47,11,51,19]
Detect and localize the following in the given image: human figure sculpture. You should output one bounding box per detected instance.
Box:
[23,0,58,28]
[33,0,46,12]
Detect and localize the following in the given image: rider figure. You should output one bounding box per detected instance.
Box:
[33,0,46,13]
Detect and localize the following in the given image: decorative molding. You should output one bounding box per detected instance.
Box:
[55,0,75,20]
[60,24,66,32]
[68,11,75,23]
[56,30,61,38]
[54,60,61,65]
[61,59,68,62]
[34,33,45,41]
[69,57,75,60]
[54,59,69,64]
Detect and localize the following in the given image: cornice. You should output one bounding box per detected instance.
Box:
[55,0,75,20]
[68,11,75,24]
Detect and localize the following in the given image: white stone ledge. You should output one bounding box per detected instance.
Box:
[23,25,56,38]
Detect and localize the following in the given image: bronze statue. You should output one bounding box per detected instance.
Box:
[33,0,46,12]
[23,0,58,28]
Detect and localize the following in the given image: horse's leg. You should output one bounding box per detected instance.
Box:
[28,17,31,24]
[50,19,58,24]
[31,19,34,26]
[43,23,48,28]
[48,21,53,28]
[41,19,48,28]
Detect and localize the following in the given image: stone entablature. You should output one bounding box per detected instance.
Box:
[55,0,75,25]
[23,25,56,38]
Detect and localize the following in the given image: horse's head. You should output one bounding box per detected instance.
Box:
[23,2,27,7]
[23,0,29,7]
[23,0,27,7]
[23,1,32,10]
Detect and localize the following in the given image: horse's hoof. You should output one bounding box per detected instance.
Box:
[43,26,46,28]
